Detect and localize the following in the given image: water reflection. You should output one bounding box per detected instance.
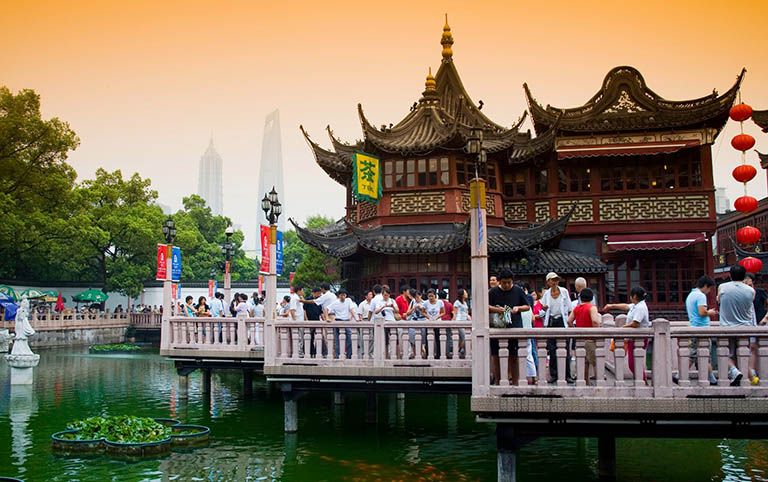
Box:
[9,384,36,471]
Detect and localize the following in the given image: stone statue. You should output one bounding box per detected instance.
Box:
[5,296,40,383]
[10,297,35,356]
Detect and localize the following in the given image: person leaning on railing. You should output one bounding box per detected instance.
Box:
[683,275,719,386]
[183,296,196,317]
[568,288,600,383]
[603,285,650,384]
[488,268,530,385]
[717,264,759,386]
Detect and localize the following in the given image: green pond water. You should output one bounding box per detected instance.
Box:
[1,348,767,481]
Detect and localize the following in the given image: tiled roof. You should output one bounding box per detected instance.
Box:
[525,66,744,136]
[491,249,608,275]
[754,110,768,132]
[300,125,362,186]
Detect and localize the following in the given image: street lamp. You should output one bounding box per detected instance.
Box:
[261,187,281,362]
[221,226,234,310]
[160,216,176,350]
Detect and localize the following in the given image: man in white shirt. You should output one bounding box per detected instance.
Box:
[289,287,306,356]
[325,289,359,358]
[357,290,374,357]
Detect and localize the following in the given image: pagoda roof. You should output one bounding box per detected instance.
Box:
[758,151,768,170]
[753,110,768,132]
[491,249,608,275]
[300,125,363,186]
[524,66,745,136]
[289,207,572,258]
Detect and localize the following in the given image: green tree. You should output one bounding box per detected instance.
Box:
[0,87,81,279]
[75,169,165,298]
[291,215,342,289]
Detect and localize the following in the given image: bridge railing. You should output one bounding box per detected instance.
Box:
[129,312,162,327]
[477,319,768,398]
[167,316,264,351]
[267,319,472,367]
[1,312,130,331]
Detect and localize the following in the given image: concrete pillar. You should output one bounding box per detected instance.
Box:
[333,391,344,405]
[243,370,253,398]
[598,436,616,480]
[202,369,211,395]
[365,392,378,424]
[284,399,298,433]
[178,375,189,399]
[498,449,516,482]
[396,392,405,400]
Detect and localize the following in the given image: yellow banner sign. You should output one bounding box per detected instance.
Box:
[353,151,382,203]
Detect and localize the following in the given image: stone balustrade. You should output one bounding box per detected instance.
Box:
[167,316,265,352]
[129,312,162,327]
[1,312,130,331]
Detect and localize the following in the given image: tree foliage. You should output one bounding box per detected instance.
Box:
[291,215,342,290]
[0,86,258,294]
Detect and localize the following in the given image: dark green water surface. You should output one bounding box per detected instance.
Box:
[1,348,767,481]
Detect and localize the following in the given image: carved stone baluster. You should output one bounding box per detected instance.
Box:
[595,338,606,387]
[415,330,423,360]
[517,339,528,386]
[351,329,359,360]
[717,338,730,387]
[303,330,311,358]
[633,338,645,386]
[575,339,586,387]
[280,328,288,360]
[537,338,548,387]
[450,330,458,360]
[696,337,711,388]
[677,337,691,387]
[759,337,768,388]
[737,337,750,383]
[389,328,397,360]
[614,339,625,387]
[427,329,435,361]
[499,339,509,387]
[556,338,567,387]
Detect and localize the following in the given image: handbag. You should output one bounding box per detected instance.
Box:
[490,305,509,328]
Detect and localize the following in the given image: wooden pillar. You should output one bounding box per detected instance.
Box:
[598,436,616,480]
[365,392,378,424]
[243,370,253,398]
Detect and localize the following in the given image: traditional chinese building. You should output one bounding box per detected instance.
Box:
[295,20,742,314]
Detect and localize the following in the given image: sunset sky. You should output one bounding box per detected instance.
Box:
[3,0,767,249]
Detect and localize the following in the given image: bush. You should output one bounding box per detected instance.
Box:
[89,344,141,353]
[66,416,171,443]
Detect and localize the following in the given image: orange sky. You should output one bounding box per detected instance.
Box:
[3,0,767,248]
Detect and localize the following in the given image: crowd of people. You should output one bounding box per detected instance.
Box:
[173,264,767,387]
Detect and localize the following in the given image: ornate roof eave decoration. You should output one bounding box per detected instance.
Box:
[326,125,363,160]
[507,114,561,164]
[753,110,768,133]
[524,66,746,135]
[486,206,573,254]
[299,125,353,186]
[289,218,359,258]
[345,219,471,255]
[757,151,768,170]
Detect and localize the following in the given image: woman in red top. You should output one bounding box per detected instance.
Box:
[532,288,544,328]
[567,288,600,382]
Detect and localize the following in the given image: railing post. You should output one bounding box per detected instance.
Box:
[160,281,172,350]
[652,319,672,397]
[470,177,490,397]
[374,319,384,367]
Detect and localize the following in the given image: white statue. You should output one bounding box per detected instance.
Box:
[10,297,35,356]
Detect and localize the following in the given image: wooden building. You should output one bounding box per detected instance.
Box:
[295,20,742,314]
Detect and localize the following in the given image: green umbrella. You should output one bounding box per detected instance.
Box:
[0,285,17,301]
[43,290,67,303]
[73,289,108,303]
[18,288,45,299]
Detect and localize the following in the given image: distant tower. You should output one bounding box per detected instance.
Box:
[197,137,224,216]
[715,187,730,214]
[258,110,286,232]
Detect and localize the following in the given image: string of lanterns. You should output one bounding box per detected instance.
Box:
[730,98,762,273]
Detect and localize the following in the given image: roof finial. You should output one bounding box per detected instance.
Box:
[441,14,453,61]
[425,67,436,91]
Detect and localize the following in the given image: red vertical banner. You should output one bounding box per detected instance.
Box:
[208,280,214,297]
[225,261,231,286]
[171,283,178,299]
[289,272,295,293]
[156,244,167,280]
[259,224,271,273]
[258,276,264,294]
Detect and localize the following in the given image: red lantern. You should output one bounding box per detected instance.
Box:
[737,225,762,245]
[731,134,756,152]
[739,256,763,274]
[734,195,759,213]
[732,164,757,183]
[729,103,753,122]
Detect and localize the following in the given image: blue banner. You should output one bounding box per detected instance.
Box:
[171,246,182,282]
[276,230,283,276]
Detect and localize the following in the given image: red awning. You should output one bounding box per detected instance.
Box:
[557,140,700,160]
[606,233,707,252]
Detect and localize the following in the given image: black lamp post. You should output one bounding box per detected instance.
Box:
[261,187,281,327]
[160,215,176,348]
[261,187,282,226]
[162,216,177,244]
[221,226,234,310]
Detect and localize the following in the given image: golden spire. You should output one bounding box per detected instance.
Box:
[441,13,454,60]
[425,67,436,91]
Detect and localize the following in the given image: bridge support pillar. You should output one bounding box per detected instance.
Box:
[333,391,344,405]
[365,392,378,424]
[202,369,211,395]
[396,392,405,400]
[598,436,616,480]
[243,370,253,398]
[178,375,189,400]
[496,424,536,482]
[498,449,516,482]
[281,384,306,433]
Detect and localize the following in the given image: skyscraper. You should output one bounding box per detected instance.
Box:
[197,137,224,216]
[257,110,285,232]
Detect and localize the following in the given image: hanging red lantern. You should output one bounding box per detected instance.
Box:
[731,133,756,152]
[729,103,753,122]
[734,195,759,213]
[732,164,757,183]
[740,256,763,274]
[737,225,762,245]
